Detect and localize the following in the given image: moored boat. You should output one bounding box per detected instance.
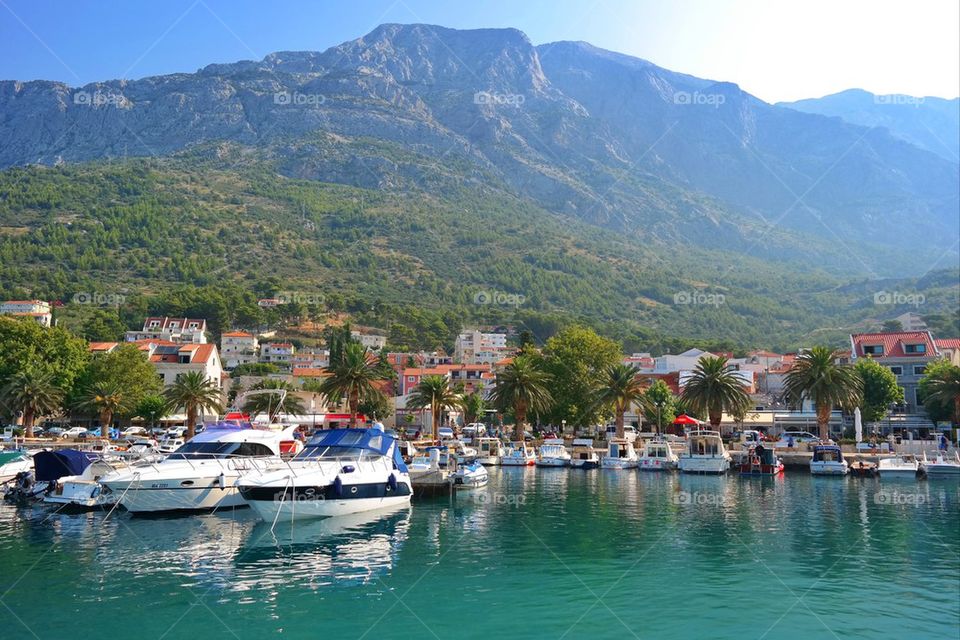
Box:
[475,437,505,465]
[678,430,730,475]
[0,450,33,484]
[44,457,122,510]
[877,454,921,479]
[238,427,412,521]
[638,440,678,471]
[100,422,299,513]
[920,451,960,478]
[453,460,489,488]
[536,438,571,467]
[500,442,536,466]
[738,444,784,476]
[601,438,638,469]
[810,445,849,476]
[570,439,600,470]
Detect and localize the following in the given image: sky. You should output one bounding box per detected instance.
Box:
[1,0,957,103]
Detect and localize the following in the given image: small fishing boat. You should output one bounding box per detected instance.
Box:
[453,460,489,488]
[678,430,730,475]
[536,439,571,467]
[878,454,921,479]
[810,445,848,476]
[570,439,600,469]
[44,457,122,510]
[501,442,536,466]
[475,437,505,465]
[738,444,784,476]
[638,440,678,471]
[238,427,412,521]
[601,439,638,469]
[920,451,960,477]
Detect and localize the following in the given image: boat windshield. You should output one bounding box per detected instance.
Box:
[297,446,369,460]
[167,441,274,459]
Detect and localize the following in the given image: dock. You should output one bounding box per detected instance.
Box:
[408,469,456,498]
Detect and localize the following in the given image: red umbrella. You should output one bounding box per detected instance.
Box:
[673,414,701,425]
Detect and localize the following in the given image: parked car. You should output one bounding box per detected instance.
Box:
[122,427,148,437]
[61,427,88,439]
[45,427,66,438]
[605,425,638,443]
[775,431,820,448]
[438,426,455,440]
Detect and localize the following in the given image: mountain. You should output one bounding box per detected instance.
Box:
[779,89,959,163]
[0,24,957,350]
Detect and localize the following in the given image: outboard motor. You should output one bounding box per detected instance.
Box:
[3,471,37,504]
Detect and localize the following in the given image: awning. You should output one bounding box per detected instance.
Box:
[673,414,702,425]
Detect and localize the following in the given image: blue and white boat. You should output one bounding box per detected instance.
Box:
[453,460,489,488]
[238,428,412,521]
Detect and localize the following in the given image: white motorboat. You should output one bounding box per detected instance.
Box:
[238,427,412,521]
[44,458,122,509]
[453,460,489,488]
[877,454,921,479]
[500,442,536,466]
[100,422,300,513]
[475,437,505,465]
[569,439,599,469]
[601,439,638,469]
[678,430,730,475]
[0,450,33,484]
[5,449,95,504]
[446,439,478,464]
[157,437,185,454]
[810,445,849,476]
[638,440,679,471]
[536,439,571,467]
[921,451,960,477]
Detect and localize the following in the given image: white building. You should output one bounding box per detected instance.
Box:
[455,330,508,364]
[653,348,716,374]
[126,317,208,344]
[1,300,52,327]
[351,331,387,350]
[261,342,296,370]
[895,312,927,332]
[89,341,224,390]
[220,331,259,370]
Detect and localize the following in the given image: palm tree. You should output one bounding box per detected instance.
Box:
[407,375,462,440]
[242,379,306,420]
[784,346,863,440]
[920,364,960,426]
[489,356,553,441]
[681,356,750,432]
[596,364,647,438]
[460,390,486,427]
[0,370,63,438]
[164,371,224,440]
[77,381,133,439]
[316,342,388,427]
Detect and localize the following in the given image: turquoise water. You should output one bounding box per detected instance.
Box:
[1,469,957,639]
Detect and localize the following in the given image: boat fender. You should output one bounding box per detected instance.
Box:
[218,473,226,491]
[91,485,101,499]
[388,473,398,491]
[334,475,343,497]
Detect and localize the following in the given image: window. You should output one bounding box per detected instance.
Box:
[914,365,926,376]
[904,344,925,354]
[889,366,903,375]
[862,345,883,355]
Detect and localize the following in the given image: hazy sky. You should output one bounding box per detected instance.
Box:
[1,0,957,103]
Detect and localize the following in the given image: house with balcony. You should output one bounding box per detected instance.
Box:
[1,300,52,327]
[350,330,388,351]
[260,342,296,370]
[126,317,208,344]
[220,331,259,370]
[850,331,941,413]
[454,330,509,364]
[935,338,960,367]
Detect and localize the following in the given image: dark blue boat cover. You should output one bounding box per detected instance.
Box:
[33,449,95,482]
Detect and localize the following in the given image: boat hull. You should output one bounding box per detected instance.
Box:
[601,458,638,469]
[878,469,920,479]
[639,458,677,471]
[923,465,960,476]
[810,462,848,476]
[102,477,247,513]
[678,457,730,475]
[570,460,599,470]
[476,456,501,466]
[536,458,570,467]
[500,458,535,466]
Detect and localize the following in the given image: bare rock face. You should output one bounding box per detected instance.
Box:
[0,23,957,268]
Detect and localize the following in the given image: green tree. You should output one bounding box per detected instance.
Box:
[357,393,391,423]
[231,362,280,377]
[490,355,553,441]
[918,360,960,425]
[71,343,162,414]
[681,356,751,431]
[163,371,224,440]
[880,319,903,332]
[460,390,486,426]
[542,325,621,427]
[784,347,863,440]
[242,379,306,419]
[855,358,904,423]
[641,379,677,434]
[0,369,64,438]
[76,381,134,439]
[134,394,169,432]
[596,364,647,438]
[407,375,461,440]
[316,342,388,427]
[0,316,89,398]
